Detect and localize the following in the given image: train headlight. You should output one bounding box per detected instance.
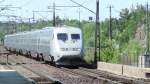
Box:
[77,48,81,51]
[72,48,80,51]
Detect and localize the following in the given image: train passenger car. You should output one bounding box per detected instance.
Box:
[4,26,84,66]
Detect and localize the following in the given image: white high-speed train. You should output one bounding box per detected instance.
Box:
[4,26,84,66]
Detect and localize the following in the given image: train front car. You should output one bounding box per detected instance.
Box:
[54,27,84,66]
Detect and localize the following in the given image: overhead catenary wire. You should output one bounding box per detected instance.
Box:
[36,12,51,21]
[17,0,32,8]
[70,0,96,14]
[32,11,53,22]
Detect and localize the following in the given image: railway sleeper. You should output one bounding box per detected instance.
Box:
[60,67,121,84]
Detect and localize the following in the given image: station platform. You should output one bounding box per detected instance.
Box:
[0,70,33,84]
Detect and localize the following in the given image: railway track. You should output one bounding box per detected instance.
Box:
[0,53,101,84]
[0,52,118,84]
[58,67,150,84]
[46,64,149,84]
[0,53,63,84]
[0,46,149,84]
[59,67,121,84]
[0,53,148,84]
[78,67,147,84]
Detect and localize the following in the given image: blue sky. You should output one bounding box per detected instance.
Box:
[0,0,150,22]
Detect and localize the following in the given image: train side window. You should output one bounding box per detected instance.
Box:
[71,34,80,40]
[57,33,68,41]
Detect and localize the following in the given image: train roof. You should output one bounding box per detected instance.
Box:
[42,26,81,31]
[5,26,81,37]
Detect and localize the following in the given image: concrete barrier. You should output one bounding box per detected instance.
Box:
[98,62,150,78]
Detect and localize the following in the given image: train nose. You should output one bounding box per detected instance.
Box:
[59,47,81,56]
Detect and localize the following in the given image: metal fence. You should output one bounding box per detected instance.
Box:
[84,47,145,67]
[120,54,139,67]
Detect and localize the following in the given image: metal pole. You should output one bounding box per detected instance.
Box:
[98,1,100,61]
[94,0,100,65]
[29,18,31,31]
[53,2,56,27]
[6,54,8,64]
[146,2,149,54]
[20,18,22,32]
[108,6,113,40]
[14,17,17,33]
[8,17,10,34]
[33,11,35,23]
[78,7,81,28]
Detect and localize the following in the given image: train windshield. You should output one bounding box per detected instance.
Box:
[71,34,80,40]
[57,33,68,41]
